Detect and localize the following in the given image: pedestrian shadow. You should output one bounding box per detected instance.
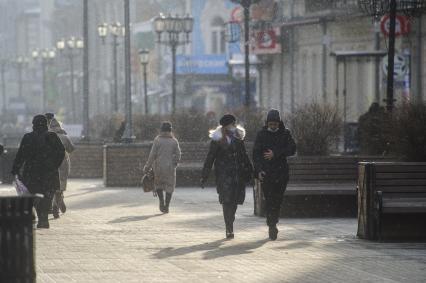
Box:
[152,238,269,260]
[202,238,269,260]
[108,214,163,223]
[152,239,227,259]
[273,240,313,250]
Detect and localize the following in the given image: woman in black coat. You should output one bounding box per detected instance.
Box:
[12,115,65,229]
[201,114,253,239]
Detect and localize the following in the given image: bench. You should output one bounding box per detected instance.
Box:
[358,162,426,241]
[254,156,359,218]
[254,156,395,218]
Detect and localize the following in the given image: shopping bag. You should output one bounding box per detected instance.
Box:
[13,176,30,196]
[141,169,155,193]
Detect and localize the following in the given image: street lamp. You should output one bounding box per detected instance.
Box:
[358,0,426,111]
[32,48,56,112]
[97,21,125,112]
[230,0,260,109]
[138,49,149,115]
[153,13,194,114]
[0,59,8,113]
[56,36,84,123]
[15,56,29,98]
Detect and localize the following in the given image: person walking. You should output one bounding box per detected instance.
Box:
[201,114,253,239]
[49,117,75,218]
[143,122,181,214]
[11,115,65,228]
[253,109,296,240]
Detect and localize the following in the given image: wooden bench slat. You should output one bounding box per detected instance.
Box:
[377,186,426,193]
[376,179,426,186]
[376,173,426,179]
[291,170,356,175]
[292,164,357,169]
[375,165,426,173]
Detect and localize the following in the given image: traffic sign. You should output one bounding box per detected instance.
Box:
[380,14,411,37]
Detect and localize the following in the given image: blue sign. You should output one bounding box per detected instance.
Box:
[176,55,228,74]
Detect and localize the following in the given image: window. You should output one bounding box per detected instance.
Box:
[210,17,225,54]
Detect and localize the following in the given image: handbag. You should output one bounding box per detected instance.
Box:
[141,169,155,193]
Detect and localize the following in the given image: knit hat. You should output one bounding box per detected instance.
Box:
[45,113,55,121]
[160,121,172,132]
[266,109,281,123]
[219,114,236,127]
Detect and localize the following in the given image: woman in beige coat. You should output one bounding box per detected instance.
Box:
[143,122,181,213]
[49,118,75,218]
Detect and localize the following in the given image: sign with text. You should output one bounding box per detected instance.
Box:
[176,55,228,75]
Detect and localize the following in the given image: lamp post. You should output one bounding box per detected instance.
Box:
[56,37,84,123]
[153,13,194,114]
[358,0,426,111]
[230,0,260,109]
[0,59,7,113]
[122,0,134,142]
[98,22,125,112]
[32,48,56,112]
[138,49,149,115]
[15,56,29,98]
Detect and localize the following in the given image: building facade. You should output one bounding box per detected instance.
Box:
[258,0,425,122]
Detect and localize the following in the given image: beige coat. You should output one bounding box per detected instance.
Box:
[49,118,75,191]
[144,132,181,193]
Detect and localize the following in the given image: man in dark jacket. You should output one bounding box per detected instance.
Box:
[253,109,296,240]
[12,115,65,229]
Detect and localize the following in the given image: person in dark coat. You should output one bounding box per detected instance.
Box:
[253,109,296,240]
[11,115,65,229]
[0,144,3,155]
[201,114,253,239]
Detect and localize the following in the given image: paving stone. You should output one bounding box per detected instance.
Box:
[1,180,426,282]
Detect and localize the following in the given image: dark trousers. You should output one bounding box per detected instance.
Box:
[222,203,237,232]
[157,190,172,207]
[262,181,287,227]
[35,190,54,223]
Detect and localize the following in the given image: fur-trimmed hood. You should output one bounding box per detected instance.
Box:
[209,125,246,141]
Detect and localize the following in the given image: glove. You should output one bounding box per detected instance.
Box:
[200,178,206,189]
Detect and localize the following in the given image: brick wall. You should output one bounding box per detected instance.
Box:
[69,143,104,178]
[103,143,152,187]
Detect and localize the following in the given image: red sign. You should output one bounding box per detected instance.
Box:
[250,27,281,55]
[380,15,411,37]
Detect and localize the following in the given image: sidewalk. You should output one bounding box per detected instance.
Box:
[1,180,426,282]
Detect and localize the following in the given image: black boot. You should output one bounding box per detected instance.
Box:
[223,204,235,239]
[226,223,234,239]
[36,211,50,228]
[164,193,172,213]
[268,225,278,241]
[157,190,165,213]
[52,205,60,219]
[58,192,66,213]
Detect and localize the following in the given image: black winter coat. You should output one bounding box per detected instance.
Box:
[202,129,253,205]
[12,129,65,195]
[253,122,296,184]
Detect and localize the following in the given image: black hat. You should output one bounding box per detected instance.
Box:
[160,121,172,132]
[266,109,281,123]
[32,115,48,127]
[219,114,236,127]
